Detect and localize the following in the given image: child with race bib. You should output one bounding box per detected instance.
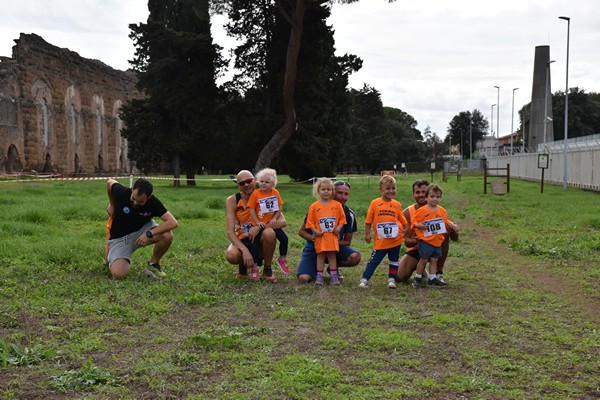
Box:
[248,168,290,278]
[305,178,347,285]
[360,175,409,289]
[411,183,458,287]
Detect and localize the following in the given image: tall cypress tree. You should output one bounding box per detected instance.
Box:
[121,0,222,185]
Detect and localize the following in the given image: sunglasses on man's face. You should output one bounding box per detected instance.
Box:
[334,181,350,188]
[237,178,254,186]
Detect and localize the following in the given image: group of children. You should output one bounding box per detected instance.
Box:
[245,168,456,288]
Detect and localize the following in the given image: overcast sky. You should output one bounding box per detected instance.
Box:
[1,0,599,138]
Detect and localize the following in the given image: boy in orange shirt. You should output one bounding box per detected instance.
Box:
[360,175,409,289]
[411,184,458,287]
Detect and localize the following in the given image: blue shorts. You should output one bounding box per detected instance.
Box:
[418,240,442,260]
[296,241,359,278]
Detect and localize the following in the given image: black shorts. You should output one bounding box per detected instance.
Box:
[405,249,420,260]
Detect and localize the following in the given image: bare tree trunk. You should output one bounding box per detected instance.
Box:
[173,153,181,187]
[185,166,196,186]
[254,0,305,171]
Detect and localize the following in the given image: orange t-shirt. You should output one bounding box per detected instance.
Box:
[365,198,407,250]
[305,200,347,253]
[247,188,284,224]
[233,193,253,240]
[411,205,450,247]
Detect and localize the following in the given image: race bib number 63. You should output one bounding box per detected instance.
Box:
[319,216,336,232]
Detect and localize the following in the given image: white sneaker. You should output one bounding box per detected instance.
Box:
[387,278,397,289]
[358,278,369,288]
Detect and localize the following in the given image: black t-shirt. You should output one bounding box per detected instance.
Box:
[109,183,168,239]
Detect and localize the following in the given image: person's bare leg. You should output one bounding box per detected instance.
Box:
[109,258,130,279]
[260,228,276,267]
[149,231,173,265]
[396,254,418,282]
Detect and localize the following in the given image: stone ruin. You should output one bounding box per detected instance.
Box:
[0,33,139,175]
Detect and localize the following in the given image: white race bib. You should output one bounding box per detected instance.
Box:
[240,222,252,236]
[258,196,279,216]
[376,222,398,238]
[424,217,447,237]
[319,216,336,232]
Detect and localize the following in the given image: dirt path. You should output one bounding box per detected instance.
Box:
[461,214,600,325]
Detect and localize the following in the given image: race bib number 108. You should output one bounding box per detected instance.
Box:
[424,217,446,237]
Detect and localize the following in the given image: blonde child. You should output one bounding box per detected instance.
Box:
[360,175,409,288]
[248,168,290,278]
[305,178,347,285]
[411,184,458,287]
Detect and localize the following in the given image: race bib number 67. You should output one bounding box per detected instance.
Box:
[376,222,398,238]
[424,217,447,237]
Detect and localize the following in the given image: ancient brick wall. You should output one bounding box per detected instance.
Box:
[0,33,139,175]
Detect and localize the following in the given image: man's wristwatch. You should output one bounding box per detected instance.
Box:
[146,230,154,239]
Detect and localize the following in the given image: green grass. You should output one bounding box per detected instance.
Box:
[0,174,599,399]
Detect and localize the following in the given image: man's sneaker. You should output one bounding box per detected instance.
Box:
[358,278,369,288]
[387,278,397,289]
[436,274,445,283]
[330,274,340,285]
[428,277,448,287]
[144,262,166,279]
[315,274,324,285]
[262,272,277,283]
[337,270,344,283]
[275,257,290,274]
[412,277,423,288]
[250,268,260,282]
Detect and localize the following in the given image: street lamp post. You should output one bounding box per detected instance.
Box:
[559,16,570,189]
[543,60,555,145]
[491,104,496,156]
[494,86,500,155]
[469,113,473,160]
[511,87,519,154]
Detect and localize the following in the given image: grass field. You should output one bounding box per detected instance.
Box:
[0,174,599,399]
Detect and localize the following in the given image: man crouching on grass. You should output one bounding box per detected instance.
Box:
[106,178,178,279]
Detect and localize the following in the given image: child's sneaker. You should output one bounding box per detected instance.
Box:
[250,268,260,282]
[144,262,166,279]
[387,278,397,289]
[330,274,340,285]
[428,277,448,287]
[412,276,423,288]
[358,278,369,288]
[315,274,324,285]
[275,257,290,274]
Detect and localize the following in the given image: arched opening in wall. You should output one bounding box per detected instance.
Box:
[69,105,79,145]
[41,98,49,147]
[97,154,104,173]
[6,144,24,174]
[119,151,125,173]
[42,153,53,173]
[74,154,84,175]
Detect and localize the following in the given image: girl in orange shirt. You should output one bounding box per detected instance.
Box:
[305,178,347,285]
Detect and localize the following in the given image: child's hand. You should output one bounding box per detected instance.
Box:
[258,222,266,229]
[313,230,323,237]
[447,222,459,233]
[365,233,371,243]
